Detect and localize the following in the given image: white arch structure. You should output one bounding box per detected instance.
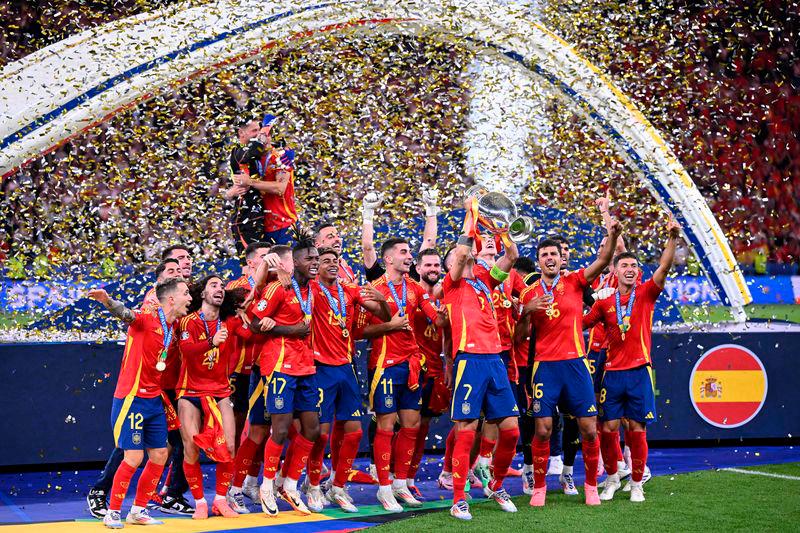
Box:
[0,0,751,319]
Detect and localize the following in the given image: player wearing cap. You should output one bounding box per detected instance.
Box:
[360,237,439,512]
[442,199,521,521]
[249,239,320,517]
[584,218,679,503]
[89,278,192,529]
[230,114,297,246]
[520,214,621,508]
[302,247,390,512]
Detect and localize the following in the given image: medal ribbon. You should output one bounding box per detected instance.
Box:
[247,275,256,288]
[615,285,636,337]
[466,277,494,316]
[292,277,313,320]
[541,274,560,298]
[386,276,407,317]
[477,258,508,305]
[199,311,221,342]
[319,281,347,327]
[157,307,175,367]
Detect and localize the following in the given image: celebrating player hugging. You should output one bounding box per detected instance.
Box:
[87,121,679,527]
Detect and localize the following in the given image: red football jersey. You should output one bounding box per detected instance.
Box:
[520,269,589,361]
[442,265,503,357]
[512,315,530,369]
[411,293,444,378]
[114,310,177,399]
[260,149,297,232]
[365,275,438,370]
[176,312,233,398]
[583,278,662,371]
[141,287,159,313]
[587,273,616,351]
[338,261,357,284]
[251,280,315,377]
[160,342,182,391]
[223,315,254,374]
[491,268,527,351]
[310,279,365,365]
[226,275,252,291]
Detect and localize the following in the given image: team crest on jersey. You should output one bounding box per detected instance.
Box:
[181,331,190,340]
[257,300,267,311]
[132,432,142,445]
[461,402,471,415]
[385,396,394,408]
[532,400,541,414]
[274,397,284,410]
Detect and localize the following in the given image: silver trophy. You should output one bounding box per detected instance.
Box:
[465,185,533,243]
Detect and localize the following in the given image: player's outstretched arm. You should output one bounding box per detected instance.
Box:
[361,192,382,269]
[420,188,439,253]
[449,197,477,282]
[88,289,136,324]
[653,217,681,288]
[494,240,519,277]
[585,218,622,283]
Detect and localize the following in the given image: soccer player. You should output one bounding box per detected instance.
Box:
[314,222,357,283]
[360,237,439,511]
[162,245,193,281]
[408,248,448,499]
[584,218,679,503]
[176,275,244,519]
[470,234,527,492]
[230,114,297,245]
[86,258,188,519]
[90,278,192,529]
[442,199,520,521]
[303,247,390,512]
[250,240,320,516]
[520,218,621,507]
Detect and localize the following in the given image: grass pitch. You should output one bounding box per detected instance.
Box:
[679,304,800,324]
[373,463,800,532]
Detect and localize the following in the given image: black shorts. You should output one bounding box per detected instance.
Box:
[232,223,268,262]
[178,395,231,411]
[229,372,251,414]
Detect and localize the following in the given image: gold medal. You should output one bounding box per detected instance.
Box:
[502,299,512,309]
[342,329,350,338]
[156,361,166,372]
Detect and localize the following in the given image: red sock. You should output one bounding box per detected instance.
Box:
[330,420,345,469]
[134,461,164,507]
[443,427,456,472]
[617,435,624,464]
[452,429,476,503]
[109,461,137,511]
[393,427,419,481]
[479,436,496,459]
[286,434,314,481]
[262,437,284,480]
[215,462,234,497]
[233,437,260,487]
[407,422,429,481]
[625,430,648,482]
[600,431,619,475]
[279,425,299,478]
[488,427,519,491]
[532,438,549,489]
[334,430,362,488]
[158,464,172,495]
[307,433,329,487]
[582,437,600,486]
[374,429,394,486]
[248,439,266,477]
[183,460,205,500]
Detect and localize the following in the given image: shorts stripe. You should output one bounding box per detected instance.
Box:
[246,377,264,415]
[450,359,467,418]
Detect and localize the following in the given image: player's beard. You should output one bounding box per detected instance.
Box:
[421,272,440,286]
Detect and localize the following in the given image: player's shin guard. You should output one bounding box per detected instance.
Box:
[532,438,550,489]
[452,429,476,502]
[279,424,299,478]
[334,430,362,487]
[582,438,601,486]
[393,427,419,481]
[488,427,520,491]
[625,430,648,482]
[600,431,620,475]
[215,462,234,497]
[134,461,165,507]
[444,427,456,472]
[307,433,329,487]
[183,461,205,500]
[285,434,314,482]
[109,461,137,511]
[373,429,394,486]
[407,421,429,482]
[262,437,284,480]
[233,437,260,488]
[330,420,345,470]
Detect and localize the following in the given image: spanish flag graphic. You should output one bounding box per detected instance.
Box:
[690,344,768,428]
